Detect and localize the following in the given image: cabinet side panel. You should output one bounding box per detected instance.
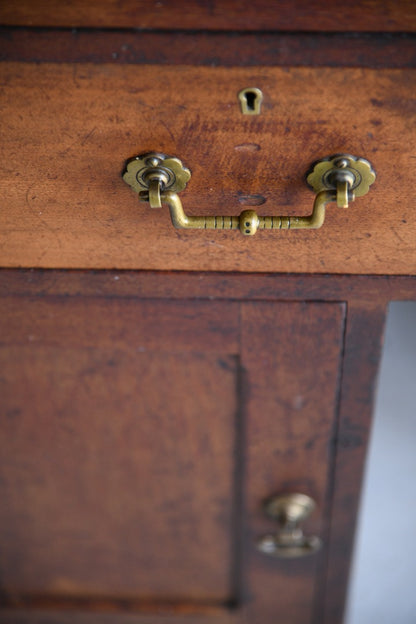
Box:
[322,303,386,624]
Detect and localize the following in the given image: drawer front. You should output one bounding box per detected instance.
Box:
[0,289,345,623]
[0,63,415,275]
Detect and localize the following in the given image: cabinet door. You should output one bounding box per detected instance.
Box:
[0,292,344,623]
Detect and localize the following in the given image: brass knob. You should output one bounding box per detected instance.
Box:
[123,152,375,236]
[257,493,322,558]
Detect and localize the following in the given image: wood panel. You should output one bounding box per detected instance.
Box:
[0,0,415,31]
[1,270,415,303]
[1,29,415,68]
[0,298,239,352]
[0,64,415,275]
[0,287,348,622]
[0,297,239,612]
[322,303,386,624]
[0,610,237,624]
[240,302,345,624]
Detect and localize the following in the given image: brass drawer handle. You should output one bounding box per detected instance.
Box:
[123,153,375,236]
[257,493,322,558]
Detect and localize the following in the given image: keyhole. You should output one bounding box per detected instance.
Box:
[238,87,263,115]
[245,91,257,111]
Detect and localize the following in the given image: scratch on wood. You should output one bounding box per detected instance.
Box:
[81,126,97,145]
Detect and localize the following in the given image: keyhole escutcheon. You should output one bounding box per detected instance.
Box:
[238,87,263,115]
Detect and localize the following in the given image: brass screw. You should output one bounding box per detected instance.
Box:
[145,156,161,167]
[333,157,349,169]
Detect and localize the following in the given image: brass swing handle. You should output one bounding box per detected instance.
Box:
[257,493,322,559]
[123,153,376,236]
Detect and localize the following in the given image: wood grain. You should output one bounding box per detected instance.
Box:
[0,298,239,352]
[240,302,345,624]
[0,271,403,622]
[0,285,350,623]
[1,63,415,275]
[0,297,238,604]
[1,29,415,68]
[0,609,237,624]
[0,0,415,31]
[321,303,386,624]
[0,270,415,303]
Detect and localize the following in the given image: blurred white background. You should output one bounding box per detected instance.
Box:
[345,302,416,624]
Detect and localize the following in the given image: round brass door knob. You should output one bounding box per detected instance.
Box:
[257,493,322,558]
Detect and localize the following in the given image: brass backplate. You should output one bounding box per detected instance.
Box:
[123,152,191,195]
[306,154,376,198]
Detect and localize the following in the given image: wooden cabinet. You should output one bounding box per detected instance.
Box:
[1,272,415,623]
[0,3,415,622]
[1,283,345,623]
